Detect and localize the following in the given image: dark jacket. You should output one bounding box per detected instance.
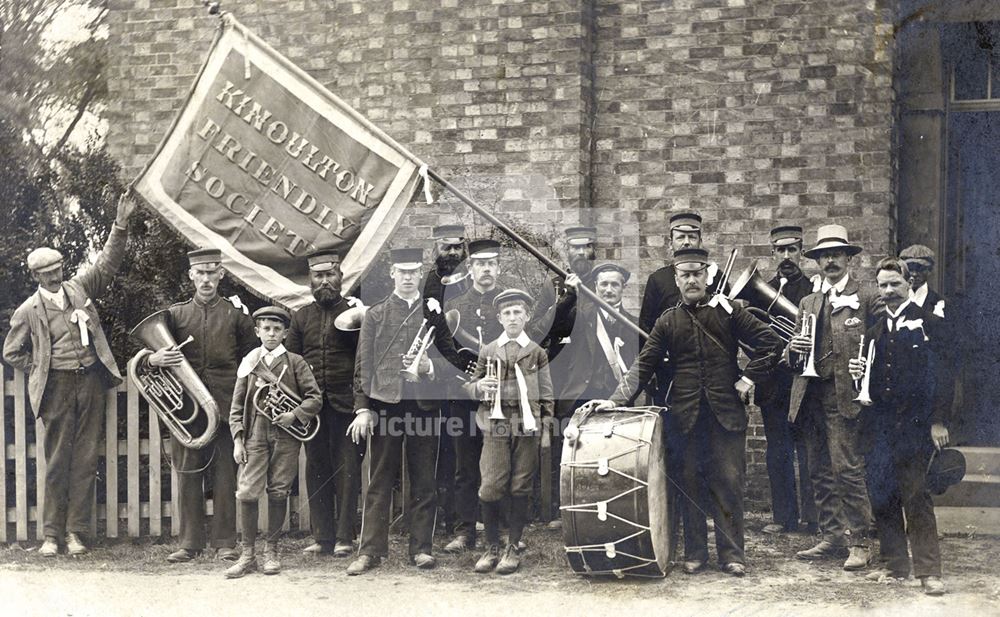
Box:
[860,302,953,451]
[547,297,641,405]
[160,295,258,419]
[786,276,878,422]
[755,269,814,406]
[229,350,322,439]
[4,224,128,413]
[353,293,461,411]
[611,301,782,433]
[286,298,359,414]
[639,263,682,334]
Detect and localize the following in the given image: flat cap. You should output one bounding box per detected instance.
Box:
[899,244,935,267]
[493,288,534,309]
[468,239,501,260]
[669,211,702,232]
[187,248,223,266]
[26,247,64,273]
[252,306,291,325]
[390,247,423,270]
[306,246,341,272]
[590,261,631,283]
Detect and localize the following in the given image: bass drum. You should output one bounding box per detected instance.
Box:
[561,406,674,577]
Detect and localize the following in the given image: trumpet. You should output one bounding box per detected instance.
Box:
[401,319,436,382]
[487,357,505,419]
[800,313,820,378]
[127,310,220,450]
[251,364,320,441]
[853,336,875,406]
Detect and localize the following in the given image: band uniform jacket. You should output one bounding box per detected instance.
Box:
[611,302,783,434]
[546,298,641,404]
[443,285,504,393]
[860,303,953,450]
[465,337,554,431]
[754,270,814,407]
[286,298,359,414]
[159,295,257,420]
[785,278,878,423]
[353,293,462,412]
[4,224,128,414]
[639,263,682,335]
[229,350,323,439]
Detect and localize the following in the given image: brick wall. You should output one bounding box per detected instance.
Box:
[107,0,898,513]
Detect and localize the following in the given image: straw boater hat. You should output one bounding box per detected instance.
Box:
[803,224,863,259]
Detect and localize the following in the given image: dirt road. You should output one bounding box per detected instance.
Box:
[3,520,999,616]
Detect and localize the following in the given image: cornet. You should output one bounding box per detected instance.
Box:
[482,358,503,420]
[800,313,820,378]
[401,319,436,383]
[853,336,875,406]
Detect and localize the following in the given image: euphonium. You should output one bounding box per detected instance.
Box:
[800,313,820,378]
[726,260,799,341]
[854,336,875,406]
[251,363,320,441]
[127,310,220,450]
[334,306,366,332]
[401,319,436,382]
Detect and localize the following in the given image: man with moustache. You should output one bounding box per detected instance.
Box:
[756,226,817,535]
[639,212,717,406]
[850,257,951,595]
[585,248,782,576]
[442,239,506,553]
[3,192,136,557]
[785,225,877,570]
[542,262,642,526]
[144,248,257,563]
[286,247,362,557]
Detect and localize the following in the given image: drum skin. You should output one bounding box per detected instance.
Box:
[561,406,674,577]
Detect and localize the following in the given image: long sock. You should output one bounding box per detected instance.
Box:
[480,499,501,546]
[267,498,287,543]
[240,500,258,553]
[508,496,529,546]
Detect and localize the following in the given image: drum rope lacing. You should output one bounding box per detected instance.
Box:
[561,409,663,578]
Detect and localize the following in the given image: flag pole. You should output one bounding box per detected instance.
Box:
[427,169,648,342]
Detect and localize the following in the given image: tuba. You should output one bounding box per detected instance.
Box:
[127,310,220,450]
[251,363,320,441]
[726,260,799,341]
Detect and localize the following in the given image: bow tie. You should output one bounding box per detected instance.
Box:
[829,292,860,312]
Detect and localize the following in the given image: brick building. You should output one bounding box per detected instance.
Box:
[106,0,1000,512]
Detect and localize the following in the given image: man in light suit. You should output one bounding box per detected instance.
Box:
[3,192,136,557]
[785,224,877,570]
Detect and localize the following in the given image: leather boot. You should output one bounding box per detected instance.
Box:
[262,541,281,575]
[224,546,257,579]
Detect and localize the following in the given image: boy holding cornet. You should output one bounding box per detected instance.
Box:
[848,257,952,596]
[226,306,321,579]
[465,289,553,575]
